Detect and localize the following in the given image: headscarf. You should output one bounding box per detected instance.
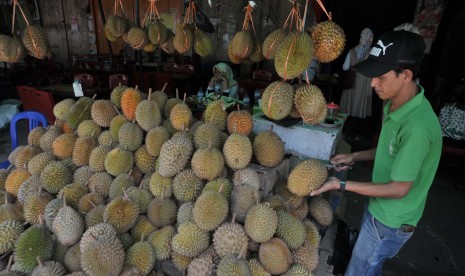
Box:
[359,28,374,47]
[213,62,237,89]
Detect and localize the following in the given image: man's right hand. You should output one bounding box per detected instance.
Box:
[330,153,355,171]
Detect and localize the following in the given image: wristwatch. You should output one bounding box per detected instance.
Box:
[339,180,346,193]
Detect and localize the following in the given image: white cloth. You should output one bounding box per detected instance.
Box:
[439,103,465,140]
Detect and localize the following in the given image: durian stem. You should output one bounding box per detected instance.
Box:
[238,243,248,259]
[88,198,96,209]
[183,93,187,104]
[162,82,168,92]
[231,213,237,224]
[7,255,13,271]
[135,85,139,91]
[148,88,153,101]
[176,88,179,99]
[4,193,8,204]
[237,104,240,111]
[36,256,44,267]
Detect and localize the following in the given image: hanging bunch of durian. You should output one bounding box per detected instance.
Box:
[173,0,213,57]
[228,3,263,64]
[104,0,129,42]
[144,0,170,53]
[0,0,51,62]
[272,0,314,80]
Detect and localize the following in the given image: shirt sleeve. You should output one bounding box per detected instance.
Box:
[390,127,431,182]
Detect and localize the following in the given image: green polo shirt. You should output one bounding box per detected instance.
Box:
[368,85,442,228]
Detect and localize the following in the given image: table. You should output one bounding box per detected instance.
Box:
[37,84,111,99]
[252,112,344,161]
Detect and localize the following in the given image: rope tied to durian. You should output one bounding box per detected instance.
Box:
[283,31,299,80]
[266,81,285,115]
[301,0,310,31]
[142,0,156,28]
[14,0,42,56]
[315,0,332,21]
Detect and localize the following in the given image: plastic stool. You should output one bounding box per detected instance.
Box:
[0,111,48,169]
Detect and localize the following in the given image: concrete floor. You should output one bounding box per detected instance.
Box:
[1,121,464,275]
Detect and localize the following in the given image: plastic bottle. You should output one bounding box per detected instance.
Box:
[197,87,204,109]
[254,88,261,106]
[243,94,250,109]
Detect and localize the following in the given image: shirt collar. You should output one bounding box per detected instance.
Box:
[384,85,425,123]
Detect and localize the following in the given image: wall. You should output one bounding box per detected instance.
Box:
[38,0,91,65]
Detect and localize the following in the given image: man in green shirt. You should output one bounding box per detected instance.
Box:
[311,30,442,275]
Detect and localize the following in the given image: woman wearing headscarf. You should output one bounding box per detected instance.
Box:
[207,62,239,100]
[340,28,374,119]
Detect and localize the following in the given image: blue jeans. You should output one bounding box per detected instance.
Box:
[345,208,414,276]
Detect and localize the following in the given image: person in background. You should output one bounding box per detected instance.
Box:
[207,62,239,100]
[340,28,373,140]
[340,28,374,119]
[311,30,443,276]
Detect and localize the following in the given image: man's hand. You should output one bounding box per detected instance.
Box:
[310,176,340,196]
[330,153,355,171]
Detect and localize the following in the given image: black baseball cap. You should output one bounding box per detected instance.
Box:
[352,30,426,78]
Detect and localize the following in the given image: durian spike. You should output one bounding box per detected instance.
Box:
[36,256,44,267]
[162,82,168,92]
[176,88,179,99]
[148,88,153,101]
[122,188,130,200]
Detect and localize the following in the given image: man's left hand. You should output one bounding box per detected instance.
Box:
[310,176,340,196]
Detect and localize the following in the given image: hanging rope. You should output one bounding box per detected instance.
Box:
[315,0,332,21]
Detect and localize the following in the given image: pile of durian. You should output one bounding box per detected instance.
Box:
[0,83,334,275]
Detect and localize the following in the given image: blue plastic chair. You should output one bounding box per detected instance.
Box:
[0,111,48,169]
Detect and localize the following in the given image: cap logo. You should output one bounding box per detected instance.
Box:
[376,40,393,55]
